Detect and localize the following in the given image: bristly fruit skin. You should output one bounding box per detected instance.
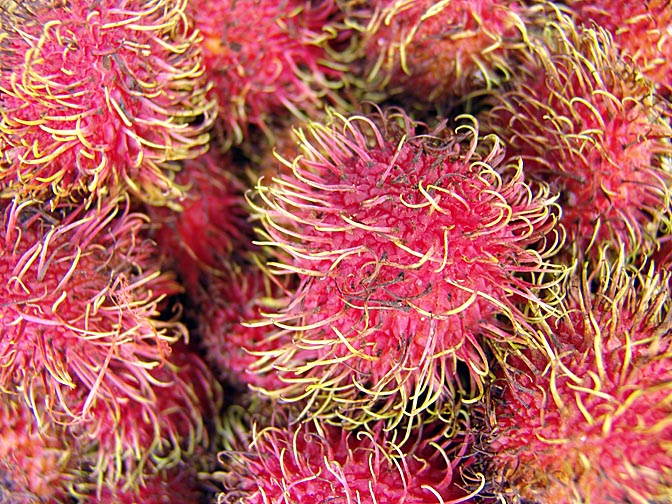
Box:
[146,147,252,295]
[0,391,80,503]
[187,0,351,149]
[88,465,207,504]
[486,249,672,503]
[216,407,479,503]
[70,345,223,496]
[0,0,215,206]
[352,0,531,103]
[248,107,563,428]
[563,0,672,96]
[482,13,672,259]
[0,196,185,428]
[196,258,292,393]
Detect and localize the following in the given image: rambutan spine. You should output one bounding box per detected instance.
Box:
[563,0,672,95]
[145,147,252,295]
[0,194,185,427]
[196,255,293,392]
[347,0,532,103]
[215,404,482,503]
[0,390,82,503]
[187,0,352,149]
[71,346,222,495]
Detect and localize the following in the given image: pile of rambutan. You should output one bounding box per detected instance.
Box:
[1,1,670,503]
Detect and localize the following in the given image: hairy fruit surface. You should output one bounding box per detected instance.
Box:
[488,250,672,503]
[217,408,478,503]
[356,0,531,102]
[248,107,563,427]
[188,0,350,148]
[482,15,672,257]
[0,197,185,429]
[0,0,215,205]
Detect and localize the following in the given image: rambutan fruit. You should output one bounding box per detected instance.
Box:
[195,257,292,393]
[71,346,222,495]
[485,248,672,503]
[89,465,206,504]
[0,390,81,503]
[146,147,253,295]
[86,464,209,504]
[186,0,352,149]
[481,14,672,258]
[244,120,303,183]
[247,107,564,427]
[0,0,215,205]
[351,0,532,104]
[215,405,481,503]
[0,195,185,427]
[563,0,672,96]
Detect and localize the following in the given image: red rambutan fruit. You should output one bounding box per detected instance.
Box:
[0,391,81,503]
[86,464,212,504]
[0,0,215,205]
[486,248,672,503]
[482,14,672,258]
[563,0,672,96]
[215,405,481,503]
[196,257,293,393]
[89,465,206,504]
[247,106,564,427]
[351,0,532,103]
[146,147,253,294]
[71,345,223,494]
[186,0,352,149]
[241,113,322,182]
[0,195,186,427]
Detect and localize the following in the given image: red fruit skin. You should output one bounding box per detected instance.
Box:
[482,14,672,258]
[0,392,80,503]
[187,0,350,148]
[217,409,478,503]
[0,0,215,205]
[487,252,672,503]
[196,259,291,392]
[72,347,223,495]
[564,0,672,96]
[89,465,205,504]
[248,107,563,427]
[353,0,531,102]
[0,196,185,428]
[146,148,253,295]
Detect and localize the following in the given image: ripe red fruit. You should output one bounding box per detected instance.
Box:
[0,0,215,205]
[0,196,185,427]
[0,391,80,503]
[71,346,222,494]
[217,408,479,503]
[146,148,252,295]
[482,15,672,258]
[187,0,351,149]
[486,250,672,503]
[351,0,531,102]
[196,258,292,392]
[563,0,672,95]
[89,466,206,504]
[248,107,563,427]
